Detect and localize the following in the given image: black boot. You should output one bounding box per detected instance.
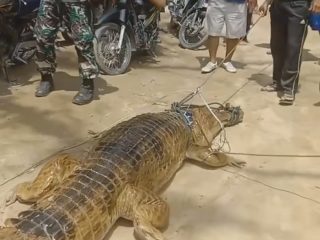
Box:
[35,73,54,97]
[72,79,94,105]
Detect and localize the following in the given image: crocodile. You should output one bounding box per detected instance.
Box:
[0,102,244,240]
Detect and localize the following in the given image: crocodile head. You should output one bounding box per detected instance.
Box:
[175,102,244,147]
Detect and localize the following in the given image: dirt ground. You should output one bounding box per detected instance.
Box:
[1,7,320,240]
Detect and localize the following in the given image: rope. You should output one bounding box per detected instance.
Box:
[200,15,264,89]
[0,12,268,189]
[0,114,132,189]
[0,9,316,191]
[222,169,320,206]
[177,14,264,150]
[225,152,320,158]
[179,14,264,107]
[197,91,230,151]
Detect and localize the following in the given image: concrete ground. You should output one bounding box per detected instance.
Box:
[1,7,320,240]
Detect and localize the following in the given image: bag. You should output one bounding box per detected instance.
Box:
[309,13,320,31]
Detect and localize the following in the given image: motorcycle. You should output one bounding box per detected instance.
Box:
[168,0,189,27]
[0,0,39,82]
[0,0,102,82]
[169,0,208,50]
[94,0,160,75]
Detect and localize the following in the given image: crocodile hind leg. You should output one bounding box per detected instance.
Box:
[186,145,246,168]
[119,185,169,240]
[6,153,81,205]
[0,227,24,240]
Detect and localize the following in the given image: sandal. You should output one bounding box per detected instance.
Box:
[261,83,281,92]
[279,93,295,105]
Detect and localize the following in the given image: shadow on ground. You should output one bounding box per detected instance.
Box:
[101,177,276,240]
[0,81,12,96]
[255,43,318,62]
[255,43,270,49]
[314,101,320,107]
[248,73,273,87]
[248,73,302,94]
[0,62,38,96]
[1,70,119,100]
[53,72,118,100]
[0,99,80,137]
[244,166,320,180]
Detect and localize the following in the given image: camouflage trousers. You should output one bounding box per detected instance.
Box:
[34,0,99,80]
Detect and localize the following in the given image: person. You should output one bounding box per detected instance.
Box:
[243,7,253,43]
[201,0,257,74]
[259,0,320,105]
[34,0,101,105]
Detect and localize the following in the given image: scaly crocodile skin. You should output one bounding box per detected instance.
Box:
[0,104,244,240]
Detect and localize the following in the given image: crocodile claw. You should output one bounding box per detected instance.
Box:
[5,189,17,206]
[228,159,246,168]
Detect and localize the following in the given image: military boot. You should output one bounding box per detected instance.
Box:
[72,79,94,105]
[35,73,54,97]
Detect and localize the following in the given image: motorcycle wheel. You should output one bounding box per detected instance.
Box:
[94,23,132,75]
[178,11,208,50]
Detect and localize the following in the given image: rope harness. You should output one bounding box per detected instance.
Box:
[171,99,243,152]
[174,13,266,151]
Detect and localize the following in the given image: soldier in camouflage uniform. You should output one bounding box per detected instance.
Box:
[34,0,99,105]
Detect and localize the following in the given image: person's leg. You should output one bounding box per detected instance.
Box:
[279,0,309,104]
[65,2,99,105]
[223,1,247,73]
[201,2,224,73]
[243,9,253,42]
[222,38,238,73]
[34,0,60,97]
[208,36,220,63]
[261,1,287,92]
[201,36,220,73]
[225,38,238,62]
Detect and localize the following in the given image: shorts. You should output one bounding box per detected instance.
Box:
[206,0,247,39]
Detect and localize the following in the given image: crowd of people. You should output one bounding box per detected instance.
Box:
[33,0,320,106]
[33,0,166,105]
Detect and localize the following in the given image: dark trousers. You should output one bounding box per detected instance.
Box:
[246,10,253,34]
[34,0,98,80]
[270,0,310,95]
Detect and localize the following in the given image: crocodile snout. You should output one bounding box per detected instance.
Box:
[224,104,244,126]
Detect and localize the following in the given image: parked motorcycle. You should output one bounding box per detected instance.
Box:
[169,0,208,50]
[94,0,160,75]
[0,0,40,82]
[168,0,189,27]
[0,0,99,82]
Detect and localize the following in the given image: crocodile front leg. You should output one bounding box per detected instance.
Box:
[186,145,246,168]
[118,185,169,240]
[6,153,81,205]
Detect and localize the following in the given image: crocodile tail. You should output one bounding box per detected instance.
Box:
[0,227,23,240]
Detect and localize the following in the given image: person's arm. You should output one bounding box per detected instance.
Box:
[148,0,167,9]
[310,0,320,13]
[88,0,104,7]
[247,0,258,13]
[259,0,272,16]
